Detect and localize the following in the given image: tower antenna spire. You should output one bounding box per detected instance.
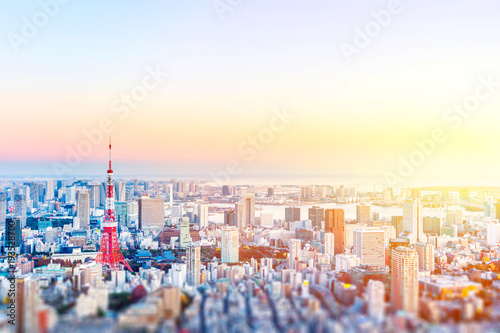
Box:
[108,137,112,172]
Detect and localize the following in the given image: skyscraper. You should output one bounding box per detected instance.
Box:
[14,194,27,228]
[198,204,208,229]
[187,245,201,286]
[289,239,302,270]
[391,216,403,236]
[138,198,164,230]
[400,198,427,244]
[65,186,76,204]
[45,180,54,201]
[236,192,255,232]
[16,276,41,333]
[324,232,335,260]
[222,185,232,196]
[325,209,345,254]
[133,179,139,196]
[353,227,385,266]
[391,246,419,315]
[115,201,128,230]
[367,280,385,322]
[179,217,190,249]
[308,206,324,228]
[224,209,236,227]
[88,184,101,209]
[221,226,239,263]
[114,181,126,202]
[0,193,6,229]
[388,238,410,274]
[356,204,371,224]
[76,189,90,230]
[423,217,442,235]
[415,242,435,272]
[5,217,22,249]
[285,206,301,223]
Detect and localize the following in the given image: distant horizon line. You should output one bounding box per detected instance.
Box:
[0,174,500,189]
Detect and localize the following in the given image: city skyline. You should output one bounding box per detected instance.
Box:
[2,1,500,331]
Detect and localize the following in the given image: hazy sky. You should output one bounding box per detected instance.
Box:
[1,0,500,185]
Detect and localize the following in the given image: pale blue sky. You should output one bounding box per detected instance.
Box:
[1,1,500,185]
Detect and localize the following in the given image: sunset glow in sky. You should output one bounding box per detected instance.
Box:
[2,0,500,185]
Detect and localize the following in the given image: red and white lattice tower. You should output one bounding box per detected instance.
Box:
[94,139,132,272]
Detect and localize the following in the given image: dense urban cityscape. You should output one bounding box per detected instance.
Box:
[2,146,500,332]
[3,1,500,333]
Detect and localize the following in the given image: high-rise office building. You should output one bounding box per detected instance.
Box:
[65,186,76,204]
[400,198,427,244]
[27,182,41,207]
[423,217,442,235]
[289,239,302,270]
[45,180,54,201]
[138,198,164,230]
[5,217,22,249]
[221,226,239,263]
[171,205,183,225]
[163,286,181,319]
[224,209,236,227]
[77,190,90,230]
[344,223,359,250]
[325,209,345,254]
[391,246,419,315]
[16,276,41,333]
[391,216,403,236]
[324,232,335,259]
[353,227,385,266]
[356,204,371,224]
[308,206,324,228]
[127,201,138,228]
[187,245,201,286]
[114,181,126,202]
[285,207,301,223]
[415,242,434,271]
[14,194,27,228]
[367,280,385,322]
[388,238,410,274]
[88,184,101,209]
[100,182,107,207]
[133,179,139,195]
[267,187,275,197]
[0,193,6,229]
[222,185,233,196]
[198,204,208,229]
[115,201,128,230]
[179,217,190,249]
[382,225,396,248]
[234,193,255,233]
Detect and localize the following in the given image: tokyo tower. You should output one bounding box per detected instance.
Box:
[94,139,132,272]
